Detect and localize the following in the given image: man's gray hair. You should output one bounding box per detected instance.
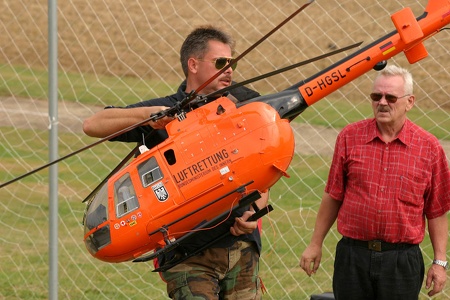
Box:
[375,65,414,94]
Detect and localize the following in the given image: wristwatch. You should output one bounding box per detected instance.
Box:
[432,259,449,270]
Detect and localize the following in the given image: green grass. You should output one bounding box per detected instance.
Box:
[0,63,177,105]
[0,128,330,299]
[1,126,448,299]
[1,64,449,299]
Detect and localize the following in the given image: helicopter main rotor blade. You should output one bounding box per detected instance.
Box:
[80,145,139,203]
[0,43,357,190]
[0,115,158,189]
[0,1,317,189]
[204,41,363,100]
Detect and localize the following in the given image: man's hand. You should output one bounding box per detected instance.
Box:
[230,210,258,236]
[299,244,323,276]
[426,264,447,296]
[147,106,174,129]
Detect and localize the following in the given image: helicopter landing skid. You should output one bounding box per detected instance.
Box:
[152,203,273,272]
[132,189,273,269]
[151,201,273,272]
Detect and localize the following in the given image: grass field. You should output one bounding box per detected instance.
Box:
[1,0,450,298]
[1,65,449,298]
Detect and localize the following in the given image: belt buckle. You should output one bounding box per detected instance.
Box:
[368,241,382,251]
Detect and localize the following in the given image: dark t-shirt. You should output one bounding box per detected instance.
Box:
[109,81,263,255]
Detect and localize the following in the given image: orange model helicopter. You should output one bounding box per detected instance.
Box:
[80,0,450,270]
[1,0,449,272]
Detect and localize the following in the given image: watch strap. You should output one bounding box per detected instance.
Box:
[432,259,449,270]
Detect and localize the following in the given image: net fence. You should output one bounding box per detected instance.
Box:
[1,0,449,299]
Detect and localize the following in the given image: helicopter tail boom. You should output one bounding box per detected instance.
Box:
[295,0,450,107]
[241,0,450,121]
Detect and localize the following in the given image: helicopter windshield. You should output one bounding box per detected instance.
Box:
[83,183,111,254]
[84,183,108,232]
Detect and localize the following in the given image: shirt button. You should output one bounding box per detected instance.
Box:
[380,188,384,192]
[384,167,387,171]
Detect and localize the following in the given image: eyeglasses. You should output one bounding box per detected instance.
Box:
[197,57,237,70]
[369,93,410,103]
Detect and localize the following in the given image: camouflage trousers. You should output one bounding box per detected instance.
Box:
[160,240,261,300]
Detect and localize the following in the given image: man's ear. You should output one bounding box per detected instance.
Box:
[187,57,198,74]
[406,94,415,112]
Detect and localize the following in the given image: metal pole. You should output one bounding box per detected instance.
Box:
[48,0,58,298]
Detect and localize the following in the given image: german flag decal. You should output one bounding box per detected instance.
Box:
[380,41,396,55]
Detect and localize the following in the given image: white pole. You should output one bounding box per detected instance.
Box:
[48,0,58,298]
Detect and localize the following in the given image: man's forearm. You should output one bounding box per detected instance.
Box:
[428,213,449,260]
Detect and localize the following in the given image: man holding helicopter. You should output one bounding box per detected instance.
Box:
[83,25,267,300]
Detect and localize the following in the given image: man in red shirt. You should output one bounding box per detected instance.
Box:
[300,65,449,299]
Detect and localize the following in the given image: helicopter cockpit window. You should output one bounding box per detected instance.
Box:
[164,149,176,165]
[114,173,139,218]
[138,157,163,187]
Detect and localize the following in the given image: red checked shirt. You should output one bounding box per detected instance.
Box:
[326,118,450,244]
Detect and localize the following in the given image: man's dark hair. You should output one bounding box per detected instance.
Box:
[180,25,235,77]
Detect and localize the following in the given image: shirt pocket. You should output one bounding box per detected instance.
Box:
[398,172,427,206]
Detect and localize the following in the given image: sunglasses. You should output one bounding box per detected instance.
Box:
[197,57,237,70]
[369,93,410,103]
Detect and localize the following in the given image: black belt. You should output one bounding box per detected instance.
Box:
[342,237,416,252]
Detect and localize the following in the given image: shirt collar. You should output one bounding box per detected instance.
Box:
[176,80,189,99]
[396,119,411,146]
[365,118,411,146]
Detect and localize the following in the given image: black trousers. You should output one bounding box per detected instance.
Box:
[333,237,424,300]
